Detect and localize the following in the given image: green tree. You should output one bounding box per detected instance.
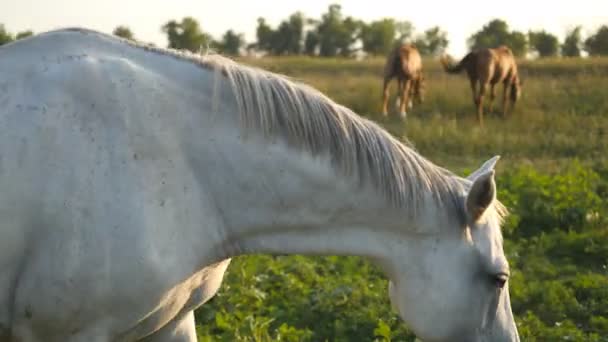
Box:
[468,19,528,57]
[254,14,304,55]
[113,26,135,41]
[395,21,414,43]
[414,26,449,56]
[562,26,583,57]
[468,19,510,49]
[0,24,14,45]
[316,4,344,56]
[360,19,396,55]
[584,25,608,56]
[217,30,245,56]
[15,30,33,40]
[255,18,274,53]
[314,4,362,57]
[508,31,528,57]
[273,12,305,55]
[304,31,319,56]
[528,30,559,57]
[161,17,214,53]
[338,16,362,57]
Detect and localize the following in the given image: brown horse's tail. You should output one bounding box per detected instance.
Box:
[440,52,475,74]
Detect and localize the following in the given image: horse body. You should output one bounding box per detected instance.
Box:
[0,29,244,341]
[382,44,424,118]
[0,29,518,341]
[441,46,521,125]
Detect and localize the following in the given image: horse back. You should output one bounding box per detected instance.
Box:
[491,46,519,82]
[384,44,422,80]
[398,44,422,77]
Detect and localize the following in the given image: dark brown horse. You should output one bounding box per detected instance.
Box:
[382,43,424,118]
[440,45,522,125]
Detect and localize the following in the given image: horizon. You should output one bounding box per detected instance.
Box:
[1,0,606,57]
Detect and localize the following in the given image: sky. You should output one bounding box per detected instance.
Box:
[1,0,607,56]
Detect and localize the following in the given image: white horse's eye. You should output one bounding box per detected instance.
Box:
[493,274,508,289]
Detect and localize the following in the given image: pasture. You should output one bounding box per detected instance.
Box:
[193,56,608,341]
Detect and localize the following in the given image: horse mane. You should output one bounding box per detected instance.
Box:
[201,54,469,218]
[43,28,509,222]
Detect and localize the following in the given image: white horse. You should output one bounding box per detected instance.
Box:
[0,28,519,341]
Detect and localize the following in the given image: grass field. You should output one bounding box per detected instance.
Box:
[194,56,608,341]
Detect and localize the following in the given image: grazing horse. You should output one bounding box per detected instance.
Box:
[0,28,519,342]
[440,46,522,125]
[381,43,424,118]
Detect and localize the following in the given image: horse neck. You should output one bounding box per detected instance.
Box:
[206,135,446,265]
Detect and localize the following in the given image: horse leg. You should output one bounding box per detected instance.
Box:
[407,81,414,109]
[413,75,423,105]
[395,78,403,111]
[399,79,412,119]
[469,78,484,124]
[469,78,478,110]
[477,82,488,126]
[382,76,392,116]
[502,81,510,118]
[488,83,496,114]
[140,311,197,342]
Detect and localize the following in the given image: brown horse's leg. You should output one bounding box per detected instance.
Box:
[477,82,488,126]
[502,81,509,118]
[382,76,392,116]
[395,78,404,110]
[469,78,481,123]
[399,79,412,119]
[469,77,478,108]
[415,75,424,104]
[408,79,416,109]
[488,83,496,114]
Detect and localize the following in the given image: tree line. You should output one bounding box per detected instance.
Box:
[1,4,607,58]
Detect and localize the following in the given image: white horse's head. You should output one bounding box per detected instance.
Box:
[386,156,519,341]
[205,55,519,340]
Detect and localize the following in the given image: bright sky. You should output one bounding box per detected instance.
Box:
[1,0,606,56]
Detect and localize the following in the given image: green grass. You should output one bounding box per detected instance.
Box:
[194,56,608,341]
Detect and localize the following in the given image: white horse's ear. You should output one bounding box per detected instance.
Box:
[466,170,496,223]
[467,155,500,181]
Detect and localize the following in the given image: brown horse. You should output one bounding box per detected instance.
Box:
[440,45,522,125]
[382,43,424,118]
